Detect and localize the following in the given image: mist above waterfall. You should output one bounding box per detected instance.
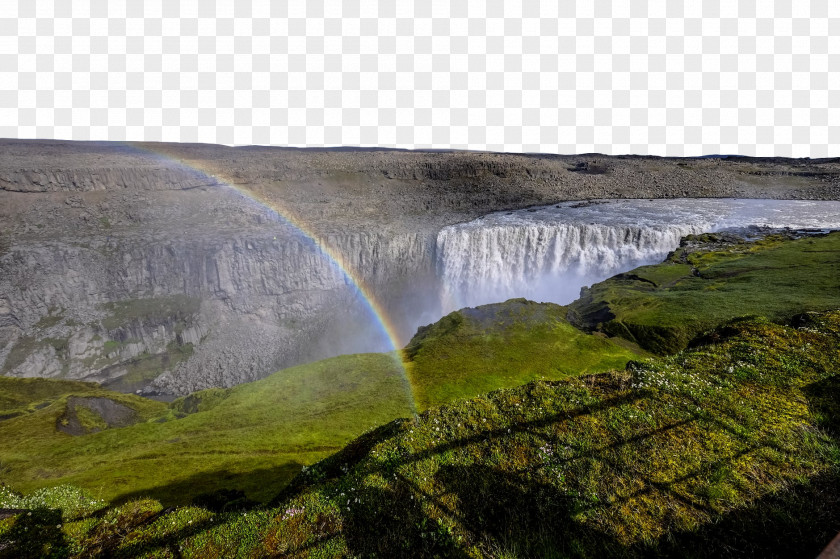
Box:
[434,199,840,313]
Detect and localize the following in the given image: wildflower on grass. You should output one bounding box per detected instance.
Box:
[281,506,305,521]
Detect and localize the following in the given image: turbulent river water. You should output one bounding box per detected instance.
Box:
[433,198,840,314]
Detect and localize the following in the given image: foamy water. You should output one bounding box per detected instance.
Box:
[436,199,840,312]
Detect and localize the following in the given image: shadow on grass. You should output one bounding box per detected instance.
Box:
[113,461,304,508]
[0,508,67,559]
[340,481,472,558]
[646,467,840,558]
[432,464,620,558]
[805,375,840,440]
[337,465,619,558]
[282,370,840,558]
[0,462,303,558]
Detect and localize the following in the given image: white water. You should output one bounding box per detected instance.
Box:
[436,199,840,312]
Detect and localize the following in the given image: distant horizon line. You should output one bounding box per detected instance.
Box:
[1,137,838,161]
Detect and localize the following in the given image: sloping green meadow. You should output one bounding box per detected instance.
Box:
[405,298,645,409]
[0,354,414,505]
[0,305,642,507]
[568,231,840,354]
[4,312,839,557]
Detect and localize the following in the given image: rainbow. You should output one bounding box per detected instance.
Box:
[121,142,418,413]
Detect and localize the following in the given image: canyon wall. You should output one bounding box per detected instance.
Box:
[0,220,437,395]
[2,139,839,395]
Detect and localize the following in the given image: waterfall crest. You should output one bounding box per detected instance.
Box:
[437,222,707,311]
[435,198,840,312]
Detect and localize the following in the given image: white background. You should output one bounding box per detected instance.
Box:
[2,0,838,156]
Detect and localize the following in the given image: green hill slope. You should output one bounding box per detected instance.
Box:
[405,298,646,409]
[5,311,839,558]
[0,353,414,505]
[567,231,840,354]
[0,304,645,507]
[248,312,840,558]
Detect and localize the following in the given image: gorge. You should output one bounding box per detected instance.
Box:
[2,140,840,396]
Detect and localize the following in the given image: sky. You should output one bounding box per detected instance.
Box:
[1,0,838,156]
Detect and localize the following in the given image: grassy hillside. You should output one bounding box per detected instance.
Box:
[0,302,644,507]
[568,231,840,354]
[405,298,645,409]
[0,377,138,421]
[4,311,839,557]
[0,354,414,505]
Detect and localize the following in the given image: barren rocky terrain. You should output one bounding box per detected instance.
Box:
[1,138,839,395]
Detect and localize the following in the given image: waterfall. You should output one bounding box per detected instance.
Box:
[435,199,840,313]
[436,221,707,311]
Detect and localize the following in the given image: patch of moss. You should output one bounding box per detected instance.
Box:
[2,336,39,373]
[2,336,69,375]
[34,311,64,330]
[405,298,647,409]
[8,311,840,557]
[73,405,109,433]
[102,342,194,393]
[568,232,840,354]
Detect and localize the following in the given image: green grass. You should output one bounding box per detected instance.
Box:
[4,311,839,558]
[0,301,646,509]
[405,298,646,409]
[0,377,105,419]
[568,232,840,354]
[0,353,414,506]
[34,310,65,330]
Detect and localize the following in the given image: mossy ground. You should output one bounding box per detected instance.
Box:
[0,354,413,506]
[0,301,643,508]
[3,312,839,558]
[405,298,645,409]
[568,231,840,354]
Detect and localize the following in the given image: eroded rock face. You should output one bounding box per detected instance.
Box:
[0,225,439,395]
[1,140,839,395]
